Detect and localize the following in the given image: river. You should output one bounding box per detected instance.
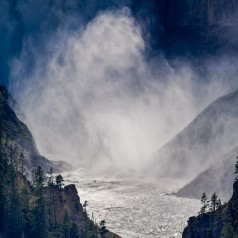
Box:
[63,169,200,238]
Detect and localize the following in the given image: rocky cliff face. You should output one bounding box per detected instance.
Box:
[0,84,70,174]
[47,184,84,227]
[183,212,224,238]
[47,184,121,238]
[183,178,238,238]
[0,84,120,237]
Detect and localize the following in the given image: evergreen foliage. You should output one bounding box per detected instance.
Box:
[56,174,64,189]
[99,220,108,238]
[0,88,112,238]
[184,155,238,238]
[210,192,219,212]
[0,140,104,238]
[199,192,208,214]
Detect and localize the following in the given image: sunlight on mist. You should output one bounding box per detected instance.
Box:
[10,9,238,173]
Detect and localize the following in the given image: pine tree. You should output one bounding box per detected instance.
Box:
[0,134,29,238]
[7,144,23,238]
[33,166,45,187]
[83,200,89,236]
[20,183,31,237]
[199,192,208,214]
[216,199,222,212]
[210,192,218,212]
[62,211,71,238]
[99,220,108,238]
[50,211,79,238]
[90,212,97,237]
[48,168,57,226]
[56,174,64,189]
[83,200,89,215]
[47,167,54,186]
[62,211,79,238]
[31,166,48,238]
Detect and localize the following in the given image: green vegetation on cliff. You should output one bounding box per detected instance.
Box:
[0,85,121,238]
[0,145,94,238]
[183,156,238,238]
[0,134,120,238]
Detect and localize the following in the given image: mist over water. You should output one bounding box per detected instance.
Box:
[10,8,238,175]
[3,2,238,238]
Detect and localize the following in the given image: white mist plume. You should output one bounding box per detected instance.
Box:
[10,9,238,173]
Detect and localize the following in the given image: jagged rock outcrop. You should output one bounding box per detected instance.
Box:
[46,184,122,238]
[183,213,223,238]
[0,84,71,173]
[47,184,84,227]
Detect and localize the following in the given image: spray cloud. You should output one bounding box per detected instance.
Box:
[10,8,238,174]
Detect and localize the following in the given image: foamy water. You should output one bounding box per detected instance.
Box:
[62,169,200,238]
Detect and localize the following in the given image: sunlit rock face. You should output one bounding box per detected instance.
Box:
[0,84,70,173]
[45,184,85,226]
[150,90,238,180]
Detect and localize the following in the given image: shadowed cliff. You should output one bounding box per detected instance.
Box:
[0,84,71,174]
[183,177,238,238]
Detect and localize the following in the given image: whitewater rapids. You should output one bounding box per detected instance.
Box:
[62,169,200,238]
